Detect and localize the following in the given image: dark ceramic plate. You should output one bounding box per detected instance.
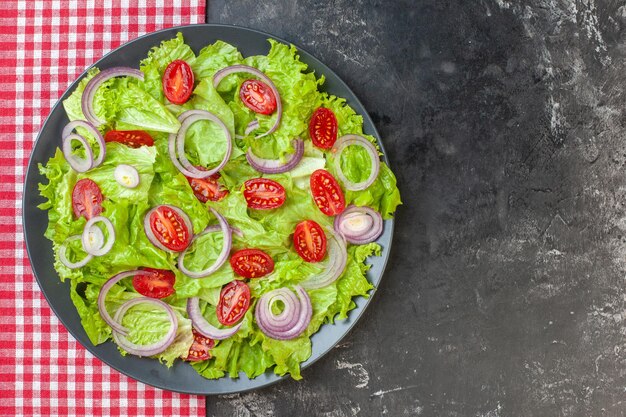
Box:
[22,24,394,395]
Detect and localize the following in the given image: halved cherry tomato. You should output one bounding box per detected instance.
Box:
[230,249,274,278]
[132,267,176,299]
[104,130,154,148]
[239,79,277,115]
[217,281,251,326]
[72,178,104,220]
[186,328,215,362]
[243,178,286,210]
[310,169,346,216]
[293,220,327,263]
[309,107,338,149]
[148,205,192,252]
[186,171,229,203]
[162,60,194,104]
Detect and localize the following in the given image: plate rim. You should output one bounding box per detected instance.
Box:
[22,22,396,395]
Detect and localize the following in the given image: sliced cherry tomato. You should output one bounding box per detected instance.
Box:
[217,281,251,326]
[104,130,154,148]
[243,178,286,210]
[239,79,277,115]
[293,220,327,263]
[186,171,229,203]
[230,249,274,279]
[309,107,338,149]
[148,205,192,252]
[162,60,194,104]
[186,328,215,362]
[310,169,346,216]
[72,178,104,220]
[132,267,176,299]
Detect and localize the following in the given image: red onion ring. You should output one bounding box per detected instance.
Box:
[62,120,106,168]
[333,134,380,191]
[168,110,233,179]
[255,286,312,340]
[244,119,260,136]
[143,205,193,253]
[300,229,348,289]
[333,205,384,244]
[178,208,232,278]
[81,67,144,127]
[246,138,304,174]
[82,215,116,257]
[62,133,93,173]
[97,270,152,335]
[112,297,178,357]
[257,288,301,330]
[213,65,282,138]
[58,235,93,269]
[186,297,242,340]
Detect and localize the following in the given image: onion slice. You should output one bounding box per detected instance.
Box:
[82,216,116,257]
[62,120,106,168]
[246,138,304,174]
[300,229,348,289]
[97,270,152,335]
[255,286,312,340]
[62,133,93,173]
[58,235,93,269]
[186,297,242,340]
[112,297,178,357]
[244,119,260,136]
[168,110,232,179]
[333,205,384,244]
[204,224,244,239]
[333,134,380,191]
[81,67,144,127]
[213,65,282,138]
[178,208,232,278]
[143,205,193,253]
[114,164,140,188]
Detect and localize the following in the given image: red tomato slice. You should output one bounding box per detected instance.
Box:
[104,130,154,148]
[243,178,286,210]
[230,249,274,279]
[132,268,175,299]
[72,178,104,220]
[309,107,338,149]
[309,169,346,216]
[293,220,327,263]
[239,79,277,115]
[185,171,229,203]
[217,281,251,326]
[186,328,215,362]
[162,60,194,104]
[149,205,192,252]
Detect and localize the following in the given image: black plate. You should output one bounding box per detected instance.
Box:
[22,24,395,395]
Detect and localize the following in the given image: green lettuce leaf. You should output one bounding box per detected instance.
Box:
[192,40,243,82]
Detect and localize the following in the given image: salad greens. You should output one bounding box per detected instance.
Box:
[38,32,401,380]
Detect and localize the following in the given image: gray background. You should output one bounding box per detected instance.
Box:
[206,1,626,416]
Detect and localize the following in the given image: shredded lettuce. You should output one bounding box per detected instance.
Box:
[38,33,401,381]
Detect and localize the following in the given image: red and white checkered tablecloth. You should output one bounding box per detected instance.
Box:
[0,1,206,416]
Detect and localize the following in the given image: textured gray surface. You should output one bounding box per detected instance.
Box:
[206,1,626,416]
